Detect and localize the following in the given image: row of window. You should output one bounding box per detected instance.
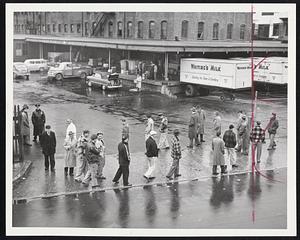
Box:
[181,21,246,40]
[14,20,247,40]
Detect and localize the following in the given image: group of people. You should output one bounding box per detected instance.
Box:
[19,103,279,187]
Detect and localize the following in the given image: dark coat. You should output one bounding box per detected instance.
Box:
[268,118,279,134]
[86,142,100,164]
[118,142,130,166]
[223,129,237,148]
[40,131,56,155]
[188,112,198,139]
[146,136,159,157]
[31,109,46,136]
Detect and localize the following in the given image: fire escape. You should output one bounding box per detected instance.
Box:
[90,12,115,37]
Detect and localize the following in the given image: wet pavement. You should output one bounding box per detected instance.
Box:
[13,168,287,228]
[12,72,288,228]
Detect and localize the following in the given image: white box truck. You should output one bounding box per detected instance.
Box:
[180,58,252,98]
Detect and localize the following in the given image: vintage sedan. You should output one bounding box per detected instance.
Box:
[86,72,122,90]
[47,62,93,81]
[13,62,30,80]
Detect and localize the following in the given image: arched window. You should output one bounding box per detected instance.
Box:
[240,24,246,40]
[127,21,133,38]
[197,22,204,40]
[181,20,188,38]
[227,23,233,39]
[212,23,219,40]
[149,21,155,39]
[108,21,113,37]
[161,21,167,39]
[92,22,97,34]
[137,21,143,38]
[117,21,123,37]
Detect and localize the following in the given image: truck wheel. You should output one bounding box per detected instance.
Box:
[55,73,63,81]
[220,95,225,101]
[230,95,236,101]
[185,84,195,97]
[80,72,87,79]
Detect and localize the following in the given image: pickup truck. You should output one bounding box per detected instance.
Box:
[47,62,93,81]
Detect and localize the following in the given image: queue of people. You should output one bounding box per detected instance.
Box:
[19,103,279,186]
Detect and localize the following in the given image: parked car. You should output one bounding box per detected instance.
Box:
[87,72,122,90]
[24,59,49,72]
[13,62,30,80]
[47,62,93,81]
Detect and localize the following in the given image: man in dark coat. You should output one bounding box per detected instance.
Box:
[266,113,279,150]
[31,104,46,142]
[113,135,132,187]
[144,130,159,180]
[187,107,199,148]
[223,124,238,169]
[40,125,56,171]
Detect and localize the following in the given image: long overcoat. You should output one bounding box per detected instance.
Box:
[31,109,46,136]
[213,116,222,135]
[197,110,206,134]
[212,137,225,165]
[20,111,30,136]
[40,131,56,155]
[64,137,77,167]
[188,112,198,139]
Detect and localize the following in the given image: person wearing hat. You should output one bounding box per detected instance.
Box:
[250,121,265,163]
[66,119,77,139]
[112,135,132,187]
[20,104,32,146]
[212,131,227,175]
[144,130,159,181]
[31,103,46,143]
[95,131,106,180]
[187,107,199,148]
[196,105,206,143]
[223,124,238,169]
[166,129,182,180]
[63,130,77,176]
[145,113,154,141]
[213,111,222,137]
[235,114,248,155]
[121,117,129,140]
[40,125,56,171]
[82,134,101,187]
[266,113,279,150]
[75,130,90,182]
[158,113,170,150]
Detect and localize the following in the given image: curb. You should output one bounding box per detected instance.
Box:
[13,160,32,186]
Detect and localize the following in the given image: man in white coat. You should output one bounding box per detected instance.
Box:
[66,119,76,139]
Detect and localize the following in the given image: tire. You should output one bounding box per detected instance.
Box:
[230,95,236,101]
[80,72,87,79]
[220,95,225,101]
[55,73,63,81]
[13,73,17,79]
[185,84,195,97]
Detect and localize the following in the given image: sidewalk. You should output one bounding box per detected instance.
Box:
[13,135,287,200]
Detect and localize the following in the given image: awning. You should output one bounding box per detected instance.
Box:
[18,34,288,53]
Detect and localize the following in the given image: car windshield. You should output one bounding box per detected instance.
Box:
[14,63,27,70]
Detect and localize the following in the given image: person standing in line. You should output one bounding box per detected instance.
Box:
[145,113,154,141]
[63,131,77,176]
[121,117,130,140]
[82,134,100,188]
[144,130,159,181]
[112,135,132,187]
[223,124,238,169]
[196,105,206,142]
[20,104,32,146]
[166,129,182,180]
[95,131,106,180]
[187,107,199,148]
[74,129,90,182]
[250,121,265,163]
[158,113,170,150]
[236,110,244,148]
[40,125,56,172]
[266,113,279,150]
[31,103,46,143]
[66,119,76,139]
[213,111,222,136]
[236,115,248,155]
[212,131,227,175]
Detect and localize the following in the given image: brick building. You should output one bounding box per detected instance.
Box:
[13,12,287,82]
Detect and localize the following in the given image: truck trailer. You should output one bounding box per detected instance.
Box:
[180,58,252,98]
